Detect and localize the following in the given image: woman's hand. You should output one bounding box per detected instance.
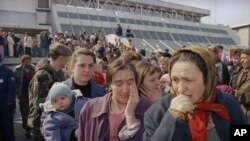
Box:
[139,85,161,101]
[125,84,139,129]
[169,95,194,120]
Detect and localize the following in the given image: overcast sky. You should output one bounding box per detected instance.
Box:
[162,0,250,27]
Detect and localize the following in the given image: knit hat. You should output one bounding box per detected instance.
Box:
[48,83,74,103]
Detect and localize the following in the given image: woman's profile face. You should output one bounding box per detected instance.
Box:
[170,61,205,103]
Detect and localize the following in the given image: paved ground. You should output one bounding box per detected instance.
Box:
[14,101,32,141]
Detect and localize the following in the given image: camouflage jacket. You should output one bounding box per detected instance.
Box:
[28,59,66,128]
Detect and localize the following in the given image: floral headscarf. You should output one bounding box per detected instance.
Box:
[170,46,216,101]
[170,46,231,141]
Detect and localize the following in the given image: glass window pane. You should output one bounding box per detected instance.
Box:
[68,13,78,19]
[103,27,114,34]
[119,18,127,23]
[133,30,143,38]
[156,32,166,40]
[142,20,150,26]
[141,30,151,39]
[163,33,172,41]
[127,19,135,24]
[79,14,89,20]
[83,26,94,35]
[135,20,143,25]
[89,15,99,21]
[99,16,108,22]
[157,22,164,27]
[172,33,180,41]
[150,21,157,26]
[57,12,68,18]
[61,24,72,33]
[190,35,198,42]
[179,34,187,42]
[178,25,184,29]
[72,25,82,35]
[149,31,158,39]
[185,34,193,42]
[165,23,172,28]
[108,17,117,22]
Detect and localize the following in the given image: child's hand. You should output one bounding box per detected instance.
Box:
[75,128,80,138]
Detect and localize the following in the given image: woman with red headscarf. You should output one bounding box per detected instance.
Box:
[143,46,246,141]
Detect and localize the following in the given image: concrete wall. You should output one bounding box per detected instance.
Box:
[234,27,250,46]
[0,0,51,31]
[0,0,36,12]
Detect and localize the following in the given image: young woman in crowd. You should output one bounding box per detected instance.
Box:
[78,58,151,141]
[64,48,107,98]
[136,61,162,102]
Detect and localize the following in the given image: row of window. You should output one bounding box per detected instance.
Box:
[57,11,228,35]
[60,24,235,45]
[201,27,228,34]
[57,12,117,22]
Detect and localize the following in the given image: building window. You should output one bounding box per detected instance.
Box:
[37,0,50,9]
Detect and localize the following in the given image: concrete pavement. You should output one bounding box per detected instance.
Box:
[14,101,32,141]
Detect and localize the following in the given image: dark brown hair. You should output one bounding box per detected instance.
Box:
[106,58,138,86]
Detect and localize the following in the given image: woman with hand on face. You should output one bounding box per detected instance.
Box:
[78,58,151,141]
[136,61,162,102]
[143,46,246,141]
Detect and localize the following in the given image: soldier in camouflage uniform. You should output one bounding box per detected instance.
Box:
[13,55,35,137]
[28,43,72,141]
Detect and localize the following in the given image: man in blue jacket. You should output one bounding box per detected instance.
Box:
[0,55,16,141]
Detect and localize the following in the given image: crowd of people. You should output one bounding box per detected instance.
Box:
[0,26,250,141]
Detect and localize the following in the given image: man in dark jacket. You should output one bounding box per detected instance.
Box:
[116,24,123,36]
[13,55,35,137]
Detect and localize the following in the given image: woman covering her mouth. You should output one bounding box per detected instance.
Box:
[143,46,246,141]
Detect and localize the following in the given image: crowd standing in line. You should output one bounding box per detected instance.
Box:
[0,26,249,141]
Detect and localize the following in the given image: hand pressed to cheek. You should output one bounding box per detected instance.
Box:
[125,84,139,128]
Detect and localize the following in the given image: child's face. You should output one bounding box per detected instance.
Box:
[52,95,71,111]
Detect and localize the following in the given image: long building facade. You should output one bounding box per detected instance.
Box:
[0,0,243,52]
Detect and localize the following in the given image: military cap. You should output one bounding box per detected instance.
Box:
[241,47,250,55]
[49,43,73,56]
